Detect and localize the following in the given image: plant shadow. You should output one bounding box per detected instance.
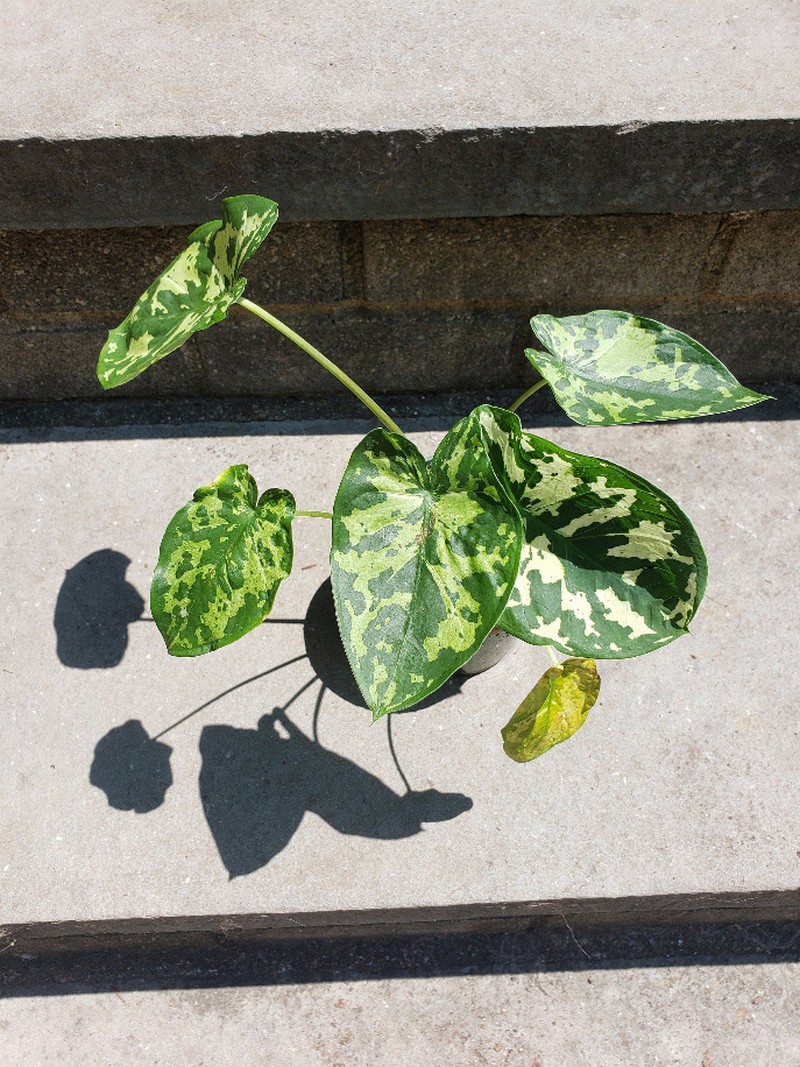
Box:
[200,701,473,879]
[89,575,474,877]
[89,720,173,813]
[54,549,144,668]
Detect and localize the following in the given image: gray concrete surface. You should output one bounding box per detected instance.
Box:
[2,1,799,226]
[0,408,798,937]
[4,0,797,138]
[2,963,799,1066]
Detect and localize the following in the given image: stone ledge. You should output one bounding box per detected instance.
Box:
[2,121,800,231]
[5,889,800,957]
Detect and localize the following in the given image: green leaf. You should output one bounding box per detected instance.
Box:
[97,195,278,389]
[330,411,523,718]
[151,465,295,657]
[472,406,707,659]
[501,657,600,762]
[526,310,770,425]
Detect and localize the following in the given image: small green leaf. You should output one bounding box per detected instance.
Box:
[97,195,278,389]
[151,465,295,656]
[331,410,522,718]
[472,406,707,659]
[526,310,770,425]
[501,657,600,762]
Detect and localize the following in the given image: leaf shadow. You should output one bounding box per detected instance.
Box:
[200,696,473,879]
[88,574,475,877]
[89,719,173,813]
[54,549,144,668]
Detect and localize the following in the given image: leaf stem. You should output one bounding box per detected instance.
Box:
[295,510,333,519]
[238,297,404,435]
[507,378,548,414]
[546,645,560,667]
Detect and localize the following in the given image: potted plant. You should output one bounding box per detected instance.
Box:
[96,194,769,763]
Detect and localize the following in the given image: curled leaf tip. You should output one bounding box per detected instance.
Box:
[97,195,279,389]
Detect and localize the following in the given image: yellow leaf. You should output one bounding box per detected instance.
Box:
[501,657,600,762]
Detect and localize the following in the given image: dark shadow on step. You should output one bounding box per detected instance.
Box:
[89,720,173,813]
[200,704,472,879]
[88,574,474,873]
[54,549,144,668]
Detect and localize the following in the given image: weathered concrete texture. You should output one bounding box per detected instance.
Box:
[718,212,800,297]
[364,214,715,304]
[2,964,800,1066]
[0,324,209,401]
[195,308,530,398]
[2,0,799,227]
[0,411,798,935]
[4,122,800,231]
[0,222,344,317]
[6,0,799,139]
[1,210,798,402]
[3,306,797,404]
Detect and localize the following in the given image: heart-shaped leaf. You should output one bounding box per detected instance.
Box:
[331,412,522,718]
[151,465,295,656]
[526,310,770,425]
[502,657,600,762]
[472,406,707,658]
[97,195,278,389]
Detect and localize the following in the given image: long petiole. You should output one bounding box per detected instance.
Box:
[546,645,560,667]
[295,510,333,519]
[507,378,549,414]
[238,297,404,435]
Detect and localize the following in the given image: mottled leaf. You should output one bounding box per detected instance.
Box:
[97,195,278,389]
[501,657,600,762]
[331,412,522,718]
[526,310,770,425]
[151,465,295,656]
[473,406,707,658]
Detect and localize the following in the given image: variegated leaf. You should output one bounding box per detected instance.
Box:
[526,310,770,425]
[97,195,278,389]
[473,406,707,658]
[151,465,295,657]
[501,657,600,762]
[331,413,522,718]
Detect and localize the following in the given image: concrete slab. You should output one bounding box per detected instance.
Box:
[2,1,799,226]
[4,0,798,139]
[0,409,798,935]
[3,963,800,1066]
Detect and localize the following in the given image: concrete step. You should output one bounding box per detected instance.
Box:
[2,0,799,228]
[1,405,798,951]
[2,952,800,1064]
[4,3,799,1053]
[1,2,798,406]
